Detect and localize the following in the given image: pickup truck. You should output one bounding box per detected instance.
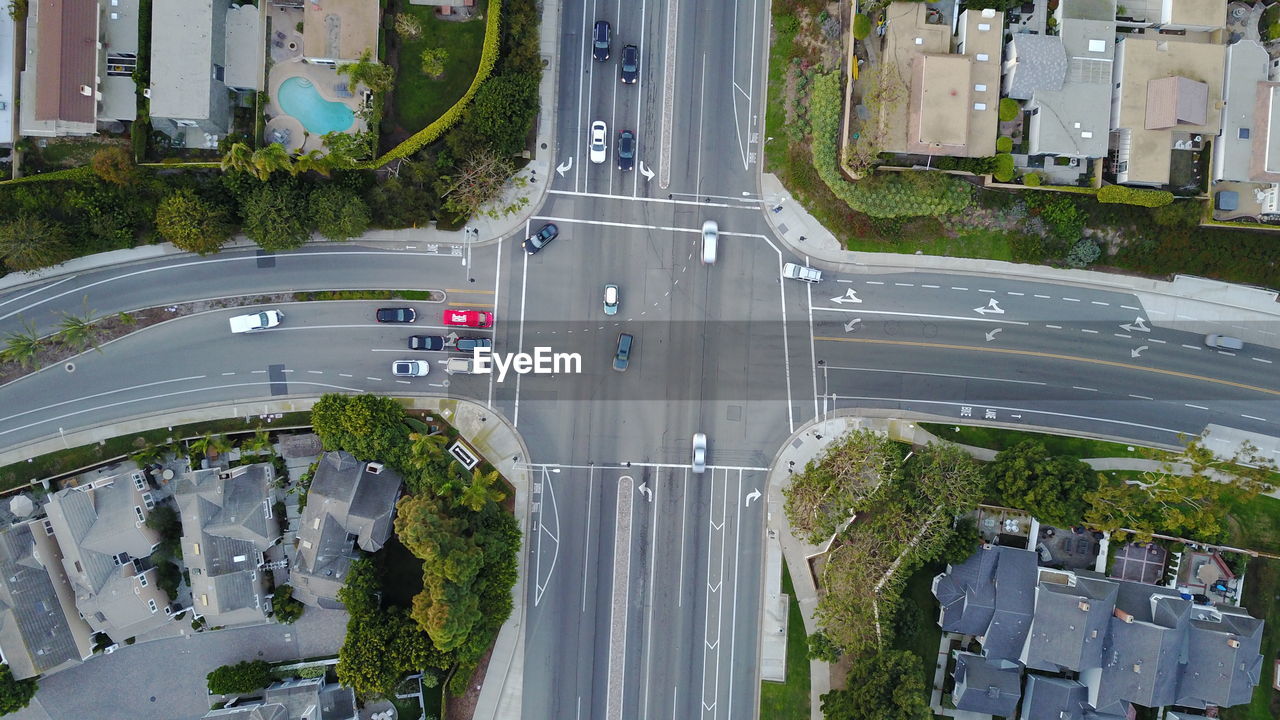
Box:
[229,310,283,334]
[446,358,482,375]
[782,263,822,283]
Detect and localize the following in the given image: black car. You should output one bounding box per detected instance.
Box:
[593,20,611,62]
[523,222,559,254]
[620,44,639,83]
[617,130,635,171]
[376,307,416,323]
[408,335,445,351]
[455,337,493,353]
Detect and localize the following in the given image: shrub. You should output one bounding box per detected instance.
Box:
[852,13,871,39]
[272,584,305,624]
[1066,238,1101,267]
[1023,172,1042,187]
[207,660,273,695]
[1027,192,1086,243]
[995,136,1013,153]
[993,153,1015,182]
[998,97,1019,122]
[1097,183,1174,207]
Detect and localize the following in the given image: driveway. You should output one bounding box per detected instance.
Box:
[11,609,348,720]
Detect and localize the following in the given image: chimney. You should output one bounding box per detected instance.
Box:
[79,85,92,96]
[366,462,384,475]
[1078,601,1091,612]
[1227,638,1241,648]
[1114,608,1135,623]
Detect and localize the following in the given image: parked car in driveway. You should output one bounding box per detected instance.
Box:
[443,309,493,328]
[589,121,608,164]
[524,223,559,254]
[408,335,445,351]
[603,284,619,315]
[617,130,635,171]
[455,337,493,352]
[620,44,639,83]
[593,20,611,62]
[391,360,430,377]
[376,307,416,323]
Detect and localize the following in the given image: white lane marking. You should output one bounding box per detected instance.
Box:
[694,53,707,200]
[866,281,885,285]
[365,376,381,381]
[1063,297,1080,302]
[1073,386,1098,392]
[396,380,411,384]
[640,468,661,720]
[1129,394,1154,400]
[807,268,819,427]
[1185,403,1209,410]
[951,286,969,291]
[625,461,771,471]
[978,289,995,293]
[1045,324,1063,329]
[1217,351,1237,357]
[812,307,1029,325]
[604,475,634,720]
[221,372,235,376]
[1121,305,1140,311]
[894,282,914,287]
[1253,357,1274,364]
[1092,301,1109,306]
[822,365,1047,386]
[825,395,1190,435]
[1181,344,1201,350]
[1149,338,1166,344]
[1034,294,1051,299]
[725,470,744,720]
[0,276,79,308]
[1177,314,1196,320]
[922,284,939,289]
[658,0,679,188]
[0,374,206,426]
[1081,329,1099,334]
[307,370,323,374]
[580,465,592,613]
[513,240,529,427]
[573,0,589,191]
[281,369,294,373]
[1242,414,1268,422]
[546,190,742,209]
[1114,334,1132,339]
[489,231,503,409]
[1007,291,1024,296]
[338,373,353,377]
[251,370,266,374]
[678,468,689,606]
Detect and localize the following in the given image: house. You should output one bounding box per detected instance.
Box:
[18,0,139,137]
[175,463,281,628]
[302,0,380,66]
[290,451,401,609]
[933,544,1266,717]
[43,471,173,642]
[878,2,1003,158]
[201,676,357,720]
[1003,0,1115,160]
[1212,40,1280,186]
[148,0,264,146]
[952,652,1022,717]
[1115,0,1227,34]
[0,520,95,680]
[0,10,17,145]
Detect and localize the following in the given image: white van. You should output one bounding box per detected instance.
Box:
[782,263,822,283]
[229,310,283,334]
[701,220,718,264]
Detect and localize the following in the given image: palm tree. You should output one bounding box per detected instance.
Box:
[337,49,395,94]
[252,143,294,180]
[2,320,44,369]
[292,150,331,178]
[188,434,214,458]
[130,444,164,468]
[58,308,99,352]
[406,432,449,471]
[457,468,506,512]
[240,429,275,458]
[206,433,233,459]
[220,142,256,175]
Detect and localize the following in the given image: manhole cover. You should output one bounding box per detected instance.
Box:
[64,363,75,373]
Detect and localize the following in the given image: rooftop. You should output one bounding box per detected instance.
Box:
[302,0,380,64]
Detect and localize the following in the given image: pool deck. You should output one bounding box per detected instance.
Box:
[265,55,366,154]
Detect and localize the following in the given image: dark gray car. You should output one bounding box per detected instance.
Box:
[613,333,633,372]
[593,21,611,62]
[620,44,639,83]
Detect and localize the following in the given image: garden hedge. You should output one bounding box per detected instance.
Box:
[373,0,504,166]
[1097,183,1174,207]
[993,153,1015,182]
[998,98,1019,122]
[852,14,872,40]
[995,136,1013,153]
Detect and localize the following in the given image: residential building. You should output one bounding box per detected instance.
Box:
[175,463,280,628]
[1115,0,1227,34]
[18,0,139,137]
[0,10,16,145]
[0,520,95,680]
[44,471,173,643]
[1109,35,1225,186]
[201,676,357,720]
[148,0,263,146]
[302,0,380,65]
[878,2,1003,158]
[933,545,1266,717]
[290,451,401,609]
[953,652,1022,716]
[1003,0,1115,161]
[1212,40,1280,186]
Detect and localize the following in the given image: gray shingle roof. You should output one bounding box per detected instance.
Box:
[1023,574,1117,672]
[1020,675,1090,720]
[954,652,1023,717]
[0,522,89,679]
[984,548,1038,658]
[1005,34,1067,100]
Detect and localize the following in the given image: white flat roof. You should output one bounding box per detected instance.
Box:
[0,10,14,144]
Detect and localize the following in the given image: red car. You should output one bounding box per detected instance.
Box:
[442,309,493,328]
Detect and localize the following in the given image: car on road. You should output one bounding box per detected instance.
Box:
[228,310,283,334]
[613,332,633,372]
[391,360,430,377]
[443,309,493,328]
[603,284,619,315]
[408,335,445,351]
[701,220,718,264]
[593,20,611,62]
[447,358,483,374]
[691,433,707,473]
[376,307,416,323]
[524,222,559,254]
[782,262,822,283]
[589,121,608,164]
[617,130,635,171]
[1205,334,1244,350]
[620,44,639,83]
[455,337,493,353]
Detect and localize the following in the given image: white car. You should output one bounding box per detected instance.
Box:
[701,220,718,264]
[782,262,822,283]
[603,284,619,315]
[228,310,283,334]
[691,433,707,473]
[589,120,608,164]
[391,360,430,377]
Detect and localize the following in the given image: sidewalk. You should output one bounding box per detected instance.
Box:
[757,172,1280,348]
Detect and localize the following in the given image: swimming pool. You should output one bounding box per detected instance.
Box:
[277,76,354,136]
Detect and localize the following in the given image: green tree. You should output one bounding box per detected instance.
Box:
[931,516,982,565]
[852,13,871,40]
[438,147,523,220]
[337,606,442,699]
[807,631,841,662]
[272,585,305,624]
[0,213,75,272]
[241,182,312,251]
[220,142,257,175]
[396,494,485,652]
[820,649,931,720]
[998,97,1020,122]
[292,149,332,178]
[336,556,382,617]
[986,440,1099,525]
[337,49,394,94]
[456,71,540,157]
[782,429,902,545]
[1,320,43,369]
[57,307,99,352]
[420,47,448,77]
[395,12,422,39]
[239,429,275,459]
[206,660,273,695]
[90,146,139,185]
[252,143,295,180]
[456,468,506,513]
[155,190,234,255]
[310,393,411,469]
[908,442,987,515]
[308,185,371,241]
[0,664,37,715]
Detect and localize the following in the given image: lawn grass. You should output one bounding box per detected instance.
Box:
[0,412,313,492]
[1220,492,1280,720]
[391,692,424,720]
[918,423,1168,459]
[892,562,945,690]
[845,228,1016,261]
[763,13,797,175]
[392,2,488,132]
[760,560,811,720]
[36,139,123,167]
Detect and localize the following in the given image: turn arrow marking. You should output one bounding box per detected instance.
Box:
[638,481,652,502]
[1131,345,1149,358]
[638,161,655,181]
[985,328,1003,342]
[844,318,862,333]
[973,299,1004,315]
[555,156,573,177]
[744,488,761,507]
[1120,317,1150,333]
[831,288,862,304]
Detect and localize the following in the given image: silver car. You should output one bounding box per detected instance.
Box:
[691,433,707,473]
[1204,334,1244,350]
